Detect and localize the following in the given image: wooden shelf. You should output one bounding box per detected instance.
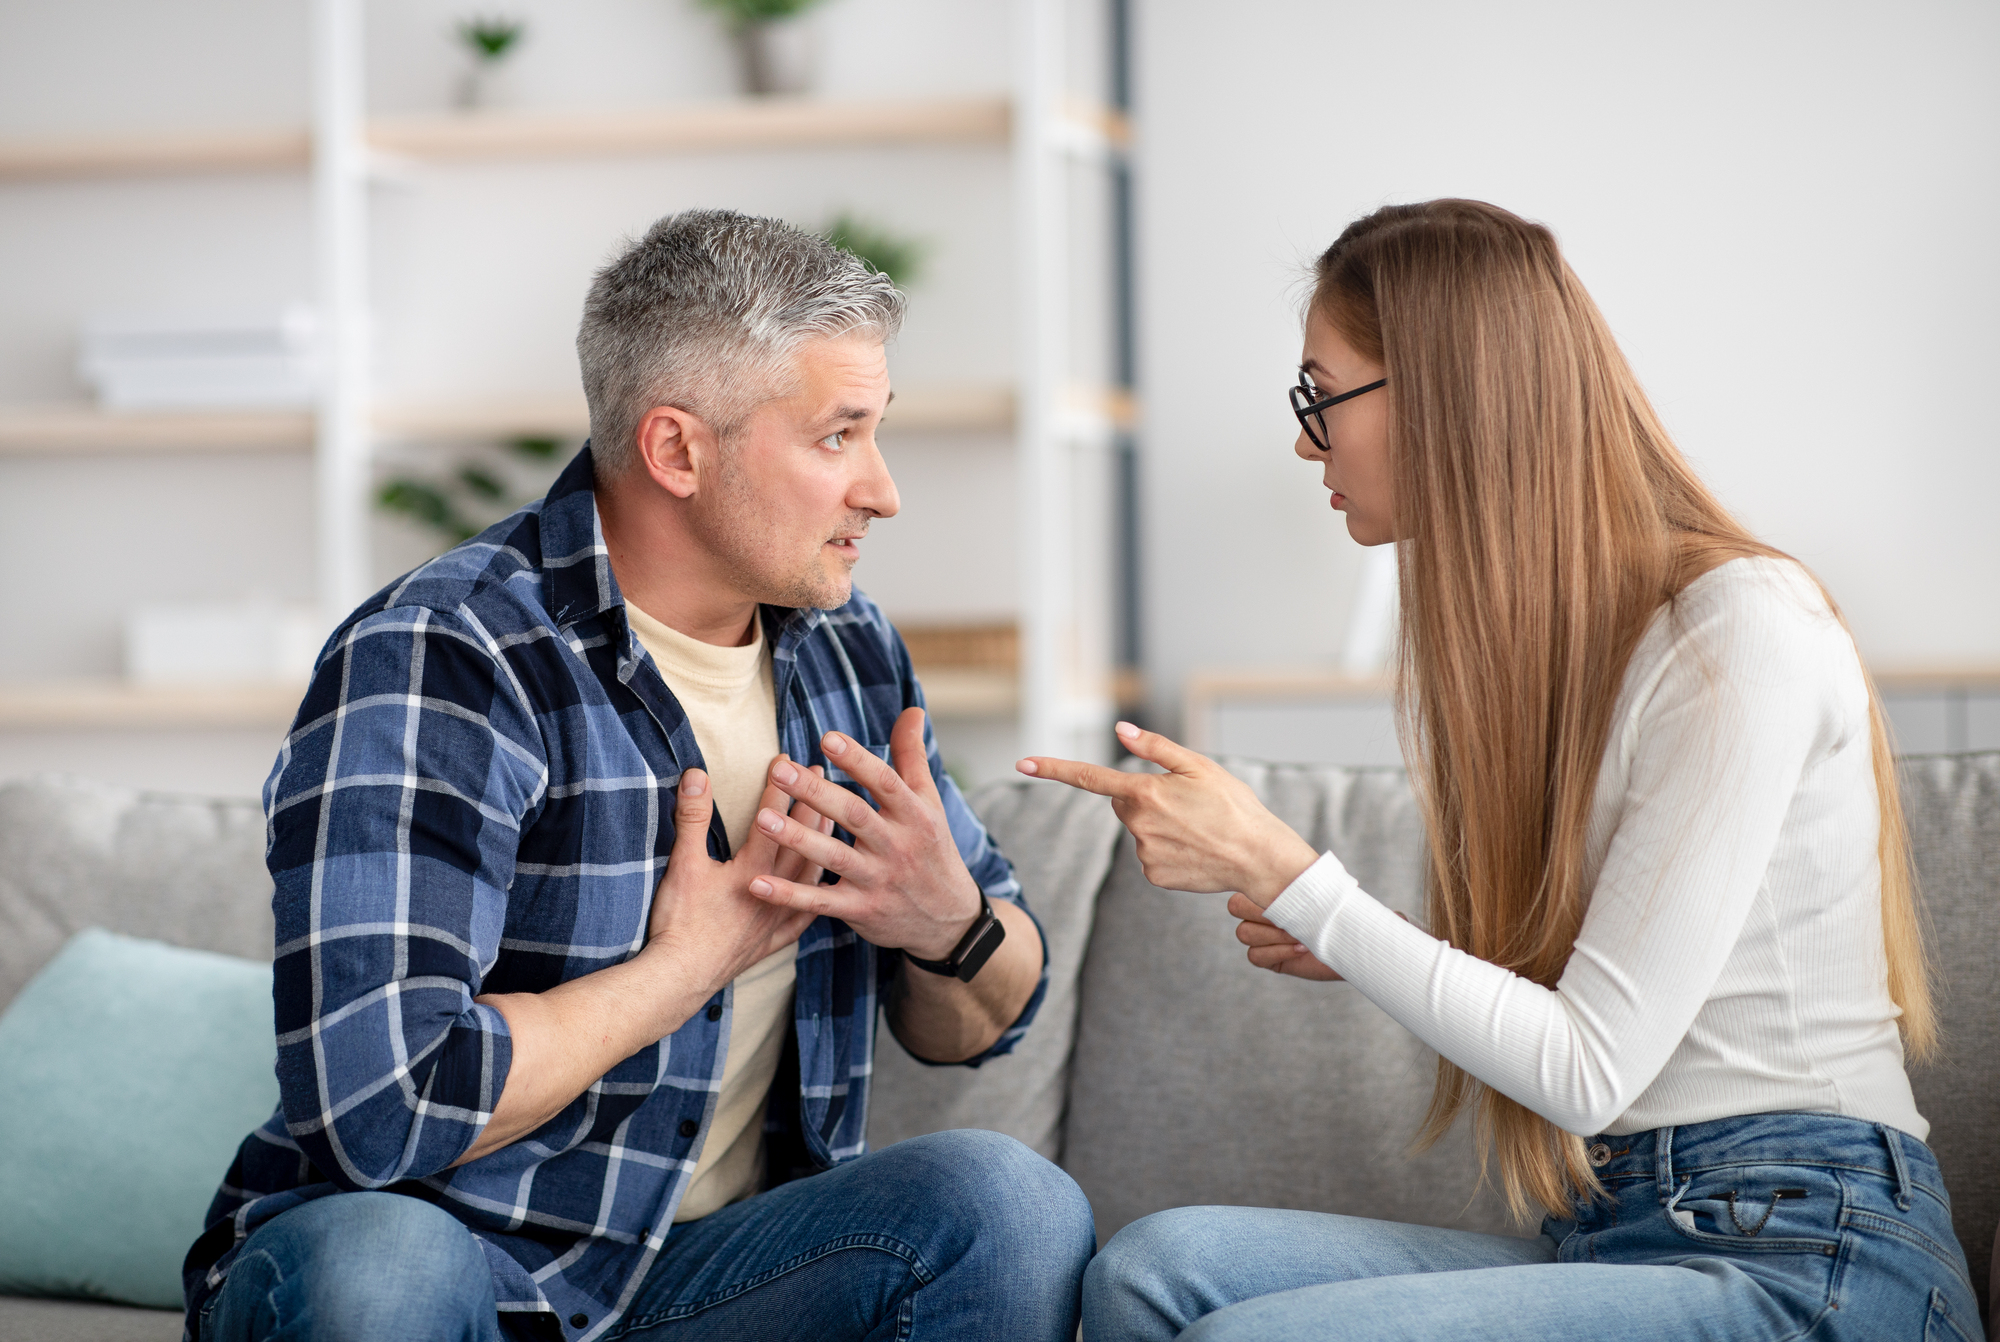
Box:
[370,95,1011,164]
[0,127,309,181]
[0,97,1016,182]
[1873,666,2000,692]
[911,669,1019,717]
[0,383,1044,455]
[371,384,1018,444]
[0,681,304,730]
[0,405,313,454]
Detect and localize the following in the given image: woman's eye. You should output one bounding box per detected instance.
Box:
[819,430,846,450]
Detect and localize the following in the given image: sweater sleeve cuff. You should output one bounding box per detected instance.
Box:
[1264,851,1364,951]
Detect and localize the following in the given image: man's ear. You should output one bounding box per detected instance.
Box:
[633,405,714,500]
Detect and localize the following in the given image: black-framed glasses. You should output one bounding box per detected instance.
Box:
[1290,367,1387,452]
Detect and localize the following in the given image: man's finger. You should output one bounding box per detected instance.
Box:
[820,730,913,817]
[670,769,716,864]
[1013,755,1143,799]
[732,756,794,872]
[1112,721,1210,777]
[755,806,860,878]
[888,706,941,800]
[770,755,876,835]
[774,769,835,885]
[747,872,865,923]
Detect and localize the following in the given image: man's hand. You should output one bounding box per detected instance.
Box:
[458,758,833,1167]
[639,758,832,999]
[1017,721,1320,909]
[1228,892,1343,980]
[746,706,1044,1064]
[744,708,984,960]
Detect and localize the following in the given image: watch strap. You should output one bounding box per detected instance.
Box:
[905,895,1006,983]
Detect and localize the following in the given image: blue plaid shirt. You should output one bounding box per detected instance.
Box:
[184,445,1045,1341]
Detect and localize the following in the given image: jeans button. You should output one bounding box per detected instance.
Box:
[1587,1142,1612,1168]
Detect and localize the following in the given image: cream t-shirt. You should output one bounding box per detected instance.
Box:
[624,600,798,1222]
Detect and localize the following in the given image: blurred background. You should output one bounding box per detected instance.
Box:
[1,0,1995,800]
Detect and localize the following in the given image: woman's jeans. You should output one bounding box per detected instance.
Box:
[1085,1111,1980,1341]
[201,1128,1095,1342]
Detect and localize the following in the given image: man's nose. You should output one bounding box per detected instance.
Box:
[851,438,901,519]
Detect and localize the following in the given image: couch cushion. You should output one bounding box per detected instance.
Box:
[1898,751,2000,1315]
[0,776,272,1013]
[0,929,279,1310]
[1062,760,1518,1243]
[0,1296,183,1342]
[866,778,1124,1159]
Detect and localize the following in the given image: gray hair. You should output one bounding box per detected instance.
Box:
[576,209,906,477]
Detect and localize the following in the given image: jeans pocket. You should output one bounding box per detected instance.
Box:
[1926,1286,1978,1342]
[1662,1164,1842,1254]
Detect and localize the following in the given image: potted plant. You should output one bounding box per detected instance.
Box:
[454,15,526,110]
[694,0,828,97]
[822,213,927,287]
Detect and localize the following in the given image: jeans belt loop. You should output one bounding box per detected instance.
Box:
[1879,1123,1915,1211]
[1655,1124,1677,1203]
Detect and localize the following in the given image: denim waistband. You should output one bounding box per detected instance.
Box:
[1583,1111,1942,1204]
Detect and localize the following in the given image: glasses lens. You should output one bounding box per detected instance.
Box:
[1289,381,1328,451]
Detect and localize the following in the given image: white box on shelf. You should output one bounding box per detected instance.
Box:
[79,306,321,410]
[124,601,326,685]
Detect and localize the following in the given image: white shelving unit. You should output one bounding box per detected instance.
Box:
[0,0,1130,766]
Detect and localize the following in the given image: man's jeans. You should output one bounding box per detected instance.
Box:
[1085,1112,1980,1342]
[202,1129,1094,1342]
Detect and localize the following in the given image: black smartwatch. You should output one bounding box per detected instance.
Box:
[905,895,1007,983]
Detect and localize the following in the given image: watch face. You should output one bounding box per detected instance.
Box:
[954,914,1007,983]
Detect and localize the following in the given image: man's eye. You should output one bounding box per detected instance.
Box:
[819,431,846,450]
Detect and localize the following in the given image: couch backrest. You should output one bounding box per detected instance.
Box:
[1061,761,1516,1242]
[0,776,272,1013]
[1899,751,2000,1310]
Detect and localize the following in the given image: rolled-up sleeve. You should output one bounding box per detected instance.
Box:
[265,604,549,1187]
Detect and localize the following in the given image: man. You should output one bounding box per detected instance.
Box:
[184,210,1095,1342]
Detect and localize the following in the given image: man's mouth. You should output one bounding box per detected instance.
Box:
[826,533,864,556]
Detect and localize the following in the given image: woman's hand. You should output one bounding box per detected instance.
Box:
[1017,721,1321,908]
[1228,892,1342,980]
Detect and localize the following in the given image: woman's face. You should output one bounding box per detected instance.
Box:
[1295,311,1395,546]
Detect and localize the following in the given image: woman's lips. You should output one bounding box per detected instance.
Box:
[1329,492,1346,509]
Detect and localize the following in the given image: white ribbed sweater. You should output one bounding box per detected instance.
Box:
[1265,557,1925,1139]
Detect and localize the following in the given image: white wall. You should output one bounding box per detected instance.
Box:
[1134,0,2000,733]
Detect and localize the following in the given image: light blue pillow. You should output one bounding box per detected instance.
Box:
[0,928,278,1309]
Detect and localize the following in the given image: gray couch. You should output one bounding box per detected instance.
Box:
[2,752,1995,1340]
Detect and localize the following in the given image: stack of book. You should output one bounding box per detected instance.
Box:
[78,306,320,409]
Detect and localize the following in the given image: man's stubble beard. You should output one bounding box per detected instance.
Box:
[694,451,857,611]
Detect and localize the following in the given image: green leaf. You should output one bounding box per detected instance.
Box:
[508,435,562,461]
[457,464,509,502]
[694,0,824,25]
[456,16,525,61]
[822,212,926,288]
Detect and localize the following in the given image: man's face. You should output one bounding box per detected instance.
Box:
[688,334,900,610]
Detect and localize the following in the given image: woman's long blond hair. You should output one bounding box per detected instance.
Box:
[1312,199,1933,1220]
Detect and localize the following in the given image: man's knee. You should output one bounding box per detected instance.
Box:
[880,1129,1095,1266]
[218,1193,494,1342]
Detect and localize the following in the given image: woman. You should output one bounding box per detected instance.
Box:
[1020,200,1978,1341]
